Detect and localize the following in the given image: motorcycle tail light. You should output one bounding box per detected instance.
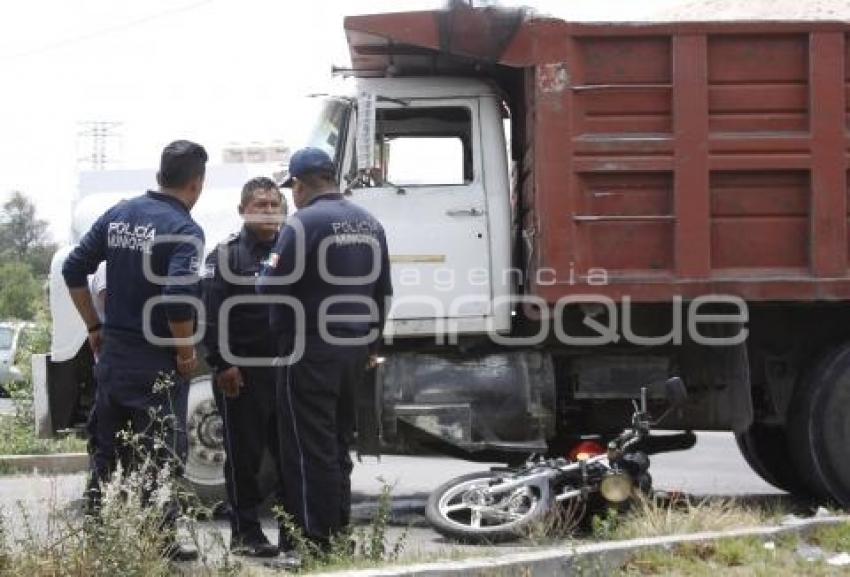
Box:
[568,440,606,461]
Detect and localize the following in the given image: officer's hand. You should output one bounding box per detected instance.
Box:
[367,354,381,370]
[88,329,103,361]
[216,367,244,398]
[175,349,198,378]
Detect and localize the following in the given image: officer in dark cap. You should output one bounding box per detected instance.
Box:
[62,139,208,561]
[203,177,286,557]
[258,147,393,555]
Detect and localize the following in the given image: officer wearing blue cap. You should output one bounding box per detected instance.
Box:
[63,140,207,561]
[258,147,393,553]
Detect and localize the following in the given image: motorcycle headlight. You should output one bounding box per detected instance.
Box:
[599,472,633,503]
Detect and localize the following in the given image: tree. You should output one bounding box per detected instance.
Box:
[0,261,41,320]
[0,191,57,276]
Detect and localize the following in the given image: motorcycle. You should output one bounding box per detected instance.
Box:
[425,377,690,543]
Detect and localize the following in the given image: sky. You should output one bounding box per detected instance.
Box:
[0,0,830,243]
[0,0,447,241]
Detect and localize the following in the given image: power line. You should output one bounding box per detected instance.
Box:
[0,0,214,62]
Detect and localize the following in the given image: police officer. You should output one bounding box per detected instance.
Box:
[202,177,286,557]
[62,140,207,561]
[82,262,107,508]
[257,147,393,553]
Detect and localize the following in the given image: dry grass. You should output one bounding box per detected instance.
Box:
[520,496,587,545]
[1,474,169,576]
[594,494,781,541]
[0,472,413,577]
[0,392,243,577]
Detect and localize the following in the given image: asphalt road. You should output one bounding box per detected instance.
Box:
[0,433,781,562]
[351,431,780,501]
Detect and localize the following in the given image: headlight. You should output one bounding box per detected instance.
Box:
[599,472,634,503]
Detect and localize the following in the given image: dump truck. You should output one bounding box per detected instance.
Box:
[37,4,850,506]
[337,5,850,506]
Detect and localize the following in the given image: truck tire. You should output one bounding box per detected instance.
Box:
[787,345,850,506]
[735,423,809,495]
[181,377,281,505]
[182,376,227,503]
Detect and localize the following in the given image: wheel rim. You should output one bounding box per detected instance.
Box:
[184,380,226,487]
[437,476,541,532]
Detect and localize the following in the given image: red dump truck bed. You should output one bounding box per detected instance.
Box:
[345,8,850,302]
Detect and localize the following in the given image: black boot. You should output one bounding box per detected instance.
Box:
[231,532,279,558]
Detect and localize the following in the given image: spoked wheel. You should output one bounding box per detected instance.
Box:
[425,471,553,543]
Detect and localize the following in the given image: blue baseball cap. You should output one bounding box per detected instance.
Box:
[281,147,335,187]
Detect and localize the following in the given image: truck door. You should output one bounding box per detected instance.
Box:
[348,100,492,330]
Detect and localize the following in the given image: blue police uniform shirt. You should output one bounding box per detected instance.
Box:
[202,226,279,371]
[63,191,205,347]
[257,192,392,343]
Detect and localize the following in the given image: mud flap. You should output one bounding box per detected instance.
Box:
[677,322,753,433]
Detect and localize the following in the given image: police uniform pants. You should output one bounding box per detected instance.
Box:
[276,341,368,547]
[212,366,280,542]
[90,342,189,523]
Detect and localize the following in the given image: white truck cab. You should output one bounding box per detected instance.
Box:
[324,78,513,338]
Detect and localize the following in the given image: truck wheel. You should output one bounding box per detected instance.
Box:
[735,423,809,495]
[182,376,227,503]
[787,345,850,506]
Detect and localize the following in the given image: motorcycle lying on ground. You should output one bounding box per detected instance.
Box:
[425,377,691,543]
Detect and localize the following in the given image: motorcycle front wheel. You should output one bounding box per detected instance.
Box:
[425,470,555,543]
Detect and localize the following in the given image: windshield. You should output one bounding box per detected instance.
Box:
[304,98,350,167]
[0,328,12,350]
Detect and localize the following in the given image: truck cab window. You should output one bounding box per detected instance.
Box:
[385,137,465,185]
[376,107,472,186]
